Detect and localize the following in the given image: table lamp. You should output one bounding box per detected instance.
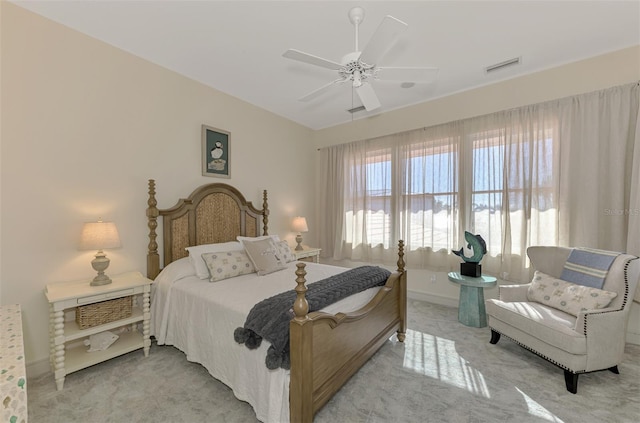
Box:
[79,220,122,286]
[291,216,308,251]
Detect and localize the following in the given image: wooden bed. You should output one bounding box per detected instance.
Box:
[146,179,407,422]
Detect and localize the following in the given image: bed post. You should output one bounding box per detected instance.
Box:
[262,189,269,236]
[292,263,309,320]
[290,263,313,423]
[396,239,407,342]
[147,179,160,280]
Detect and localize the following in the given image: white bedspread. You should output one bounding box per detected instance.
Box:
[151,258,380,423]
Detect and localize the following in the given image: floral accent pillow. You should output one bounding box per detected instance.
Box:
[241,238,287,276]
[275,240,296,263]
[527,271,617,316]
[201,250,256,282]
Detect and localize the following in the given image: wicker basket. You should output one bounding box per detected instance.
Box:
[76,296,133,329]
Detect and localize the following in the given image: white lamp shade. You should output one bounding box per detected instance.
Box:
[292,216,309,233]
[79,221,122,250]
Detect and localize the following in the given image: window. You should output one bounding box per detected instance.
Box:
[470,127,557,256]
[344,147,393,249]
[341,118,558,259]
[401,139,458,252]
[322,82,637,277]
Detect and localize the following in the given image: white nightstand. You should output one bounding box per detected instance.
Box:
[45,271,152,390]
[293,246,322,263]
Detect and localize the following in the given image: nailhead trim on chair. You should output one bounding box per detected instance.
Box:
[581,257,636,336]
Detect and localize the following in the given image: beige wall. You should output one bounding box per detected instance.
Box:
[0,2,315,372]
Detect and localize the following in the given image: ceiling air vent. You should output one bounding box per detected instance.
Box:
[347,105,367,114]
[485,57,521,73]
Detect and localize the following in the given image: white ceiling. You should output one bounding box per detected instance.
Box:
[11,0,640,130]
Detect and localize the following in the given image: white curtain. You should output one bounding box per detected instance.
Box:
[628,92,640,302]
[317,82,640,282]
[628,95,640,258]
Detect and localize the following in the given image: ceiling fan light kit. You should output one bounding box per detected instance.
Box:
[283,6,438,113]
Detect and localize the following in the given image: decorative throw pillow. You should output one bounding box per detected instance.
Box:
[527,271,617,316]
[236,235,281,244]
[241,238,287,276]
[201,250,256,282]
[186,241,244,279]
[275,240,296,263]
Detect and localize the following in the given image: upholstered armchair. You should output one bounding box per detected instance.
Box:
[485,246,640,393]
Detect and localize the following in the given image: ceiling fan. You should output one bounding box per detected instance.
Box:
[283,7,438,112]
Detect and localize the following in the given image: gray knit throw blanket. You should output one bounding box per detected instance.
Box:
[234,266,392,370]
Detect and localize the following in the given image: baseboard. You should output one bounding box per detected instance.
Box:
[626,332,640,346]
[407,290,458,308]
[26,357,51,379]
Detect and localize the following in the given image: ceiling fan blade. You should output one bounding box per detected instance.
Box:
[376,67,439,82]
[298,78,346,102]
[355,82,381,111]
[283,49,342,70]
[359,15,408,65]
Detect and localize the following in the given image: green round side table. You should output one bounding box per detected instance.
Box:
[447,272,497,328]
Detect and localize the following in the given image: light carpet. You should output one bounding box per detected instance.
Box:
[28,300,640,422]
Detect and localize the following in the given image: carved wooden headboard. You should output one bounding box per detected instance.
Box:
[146,179,269,279]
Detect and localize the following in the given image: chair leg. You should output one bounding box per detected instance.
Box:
[608,365,619,374]
[564,370,578,394]
[489,329,501,344]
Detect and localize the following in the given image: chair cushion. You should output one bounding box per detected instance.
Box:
[486,299,586,355]
[527,271,617,316]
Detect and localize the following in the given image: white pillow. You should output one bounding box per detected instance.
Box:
[155,257,195,283]
[275,240,296,263]
[236,235,280,244]
[241,238,287,276]
[185,241,244,279]
[201,250,256,282]
[527,271,618,316]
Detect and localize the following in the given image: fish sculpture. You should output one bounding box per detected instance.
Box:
[452,231,487,263]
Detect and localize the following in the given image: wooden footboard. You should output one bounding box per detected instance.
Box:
[289,240,407,422]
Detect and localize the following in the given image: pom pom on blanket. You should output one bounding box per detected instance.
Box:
[234,327,262,349]
[266,345,289,370]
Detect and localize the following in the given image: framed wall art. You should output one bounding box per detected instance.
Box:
[202,125,230,178]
